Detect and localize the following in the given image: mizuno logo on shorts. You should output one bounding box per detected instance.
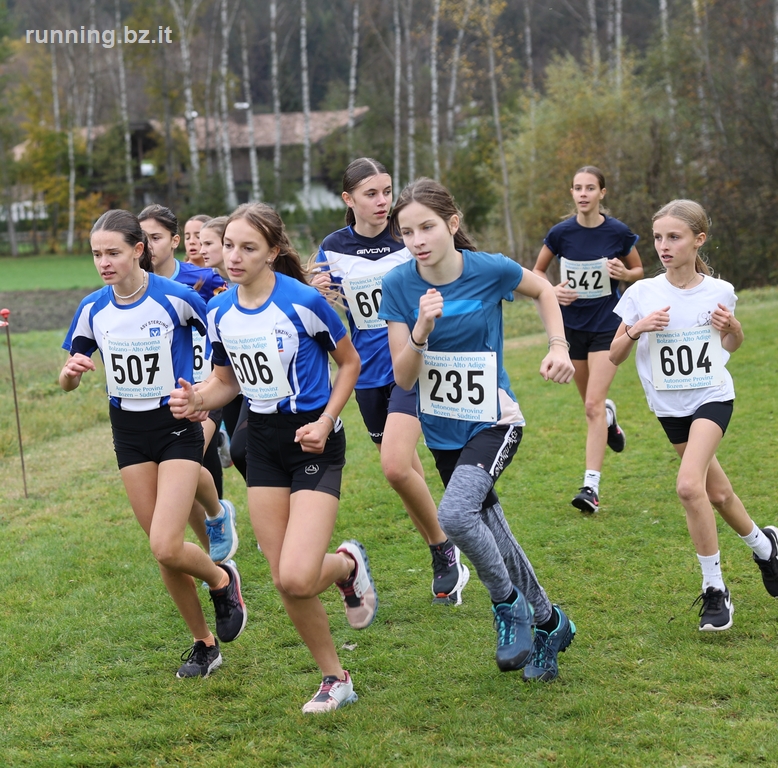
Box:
[171,428,187,436]
[304,464,319,475]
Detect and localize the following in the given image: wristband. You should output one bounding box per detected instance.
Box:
[625,327,640,341]
[547,335,570,350]
[320,411,337,428]
[408,333,428,353]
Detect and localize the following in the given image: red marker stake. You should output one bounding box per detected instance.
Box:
[0,308,28,498]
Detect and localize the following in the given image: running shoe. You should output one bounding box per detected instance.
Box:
[209,561,247,642]
[335,540,378,629]
[492,588,535,671]
[301,670,358,713]
[605,399,626,452]
[176,640,222,678]
[693,586,733,631]
[430,540,470,605]
[523,605,576,682]
[206,499,238,563]
[217,426,233,468]
[571,486,599,514]
[753,526,778,597]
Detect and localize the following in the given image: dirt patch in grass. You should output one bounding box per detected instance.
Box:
[0,289,95,333]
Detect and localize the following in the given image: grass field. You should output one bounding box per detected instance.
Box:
[0,255,105,291]
[1,290,777,766]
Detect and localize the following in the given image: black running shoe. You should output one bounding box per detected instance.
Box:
[571,486,599,514]
[209,562,247,642]
[176,640,222,678]
[753,526,778,597]
[693,586,733,631]
[430,540,470,605]
[605,399,626,452]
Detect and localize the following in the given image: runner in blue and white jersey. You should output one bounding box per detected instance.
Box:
[169,203,376,714]
[314,157,469,606]
[139,204,237,565]
[380,178,576,683]
[611,199,778,633]
[59,209,246,679]
[534,166,643,513]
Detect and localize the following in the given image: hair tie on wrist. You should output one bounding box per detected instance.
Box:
[625,327,639,341]
[408,333,428,353]
[547,335,570,350]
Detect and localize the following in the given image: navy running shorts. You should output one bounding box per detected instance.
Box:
[565,326,618,360]
[354,382,417,443]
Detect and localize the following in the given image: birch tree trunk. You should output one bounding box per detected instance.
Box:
[0,136,18,256]
[347,1,360,159]
[169,0,203,201]
[204,26,215,177]
[659,0,684,181]
[162,45,177,207]
[114,0,135,208]
[50,41,60,132]
[403,0,416,182]
[773,0,778,142]
[691,0,711,178]
[240,18,262,202]
[219,0,238,209]
[65,45,76,252]
[270,0,283,206]
[524,0,537,197]
[445,0,473,172]
[587,0,600,73]
[86,0,96,177]
[485,0,515,258]
[300,0,312,212]
[393,0,402,191]
[430,0,441,180]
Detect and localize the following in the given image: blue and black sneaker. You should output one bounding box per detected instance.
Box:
[523,605,576,682]
[206,499,238,563]
[492,588,534,671]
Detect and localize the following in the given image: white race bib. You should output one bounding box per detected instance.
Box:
[648,326,724,390]
[419,351,498,422]
[341,272,387,330]
[104,334,176,399]
[560,257,611,299]
[192,330,212,384]
[221,333,293,401]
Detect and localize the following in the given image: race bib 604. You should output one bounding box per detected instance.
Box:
[648,326,724,390]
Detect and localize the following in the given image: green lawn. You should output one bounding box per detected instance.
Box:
[0,254,105,291]
[1,291,777,766]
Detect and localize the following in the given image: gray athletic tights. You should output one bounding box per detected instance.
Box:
[437,463,552,624]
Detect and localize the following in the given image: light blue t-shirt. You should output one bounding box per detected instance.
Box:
[379,250,525,450]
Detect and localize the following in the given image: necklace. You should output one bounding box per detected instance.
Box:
[667,272,700,290]
[113,270,147,300]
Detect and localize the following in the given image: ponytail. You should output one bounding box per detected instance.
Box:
[91,209,154,273]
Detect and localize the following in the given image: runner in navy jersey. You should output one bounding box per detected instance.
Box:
[313,158,470,605]
[139,205,237,565]
[169,203,376,713]
[59,209,246,678]
[610,199,778,632]
[380,178,576,682]
[533,166,644,514]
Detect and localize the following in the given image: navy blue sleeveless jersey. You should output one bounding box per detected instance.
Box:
[543,215,638,332]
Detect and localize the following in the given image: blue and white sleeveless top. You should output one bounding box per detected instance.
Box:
[63,272,206,412]
[379,250,525,450]
[316,224,412,389]
[207,272,347,414]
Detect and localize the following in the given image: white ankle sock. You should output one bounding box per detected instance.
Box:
[205,501,225,521]
[583,470,601,494]
[605,409,614,427]
[698,552,725,592]
[740,523,772,561]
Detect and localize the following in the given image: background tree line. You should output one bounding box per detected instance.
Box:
[0,0,776,288]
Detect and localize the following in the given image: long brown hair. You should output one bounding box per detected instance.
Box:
[225,203,308,284]
[91,209,154,272]
[138,203,179,236]
[391,177,477,251]
[342,157,390,227]
[652,199,713,276]
[201,215,228,241]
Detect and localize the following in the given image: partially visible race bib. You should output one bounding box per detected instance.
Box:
[104,333,175,399]
[560,257,611,299]
[418,351,498,422]
[341,272,387,330]
[648,325,724,390]
[192,330,212,384]
[220,333,292,401]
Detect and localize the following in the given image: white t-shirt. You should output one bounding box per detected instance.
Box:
[614,273,736,417]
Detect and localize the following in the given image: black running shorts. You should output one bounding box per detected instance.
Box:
[354,382,417,443]
[658,400,734,445]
